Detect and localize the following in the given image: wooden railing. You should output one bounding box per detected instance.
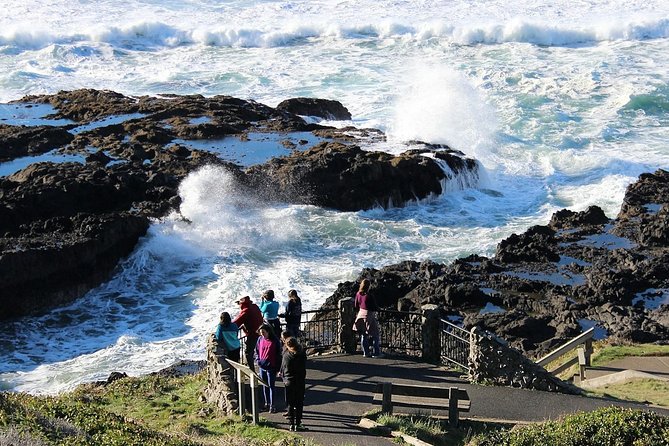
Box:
[535,327,595,377]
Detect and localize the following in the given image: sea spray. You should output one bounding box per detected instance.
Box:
[389,65,499,167]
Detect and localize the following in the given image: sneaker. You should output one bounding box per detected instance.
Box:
[372,353,385,358]
[295,424,309,431]
[270,407,277,413]
[289,425,296,432]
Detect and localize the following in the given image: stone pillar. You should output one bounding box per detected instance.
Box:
[203,334,238,414]
[421,304,440,364]
[339,297,357,354]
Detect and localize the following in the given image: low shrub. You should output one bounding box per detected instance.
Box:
[471,406,669,446]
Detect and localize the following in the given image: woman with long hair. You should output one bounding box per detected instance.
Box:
[214,311,241,362]
[354,279,382,357]
[254,323,282,413]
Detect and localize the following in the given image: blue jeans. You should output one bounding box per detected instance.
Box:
[361,334,380,356]
[259,368,277,409]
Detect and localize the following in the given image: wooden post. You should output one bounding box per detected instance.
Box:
[448,387,459,427]
[250,374,259,424]
[382,382,393,414]
[237,368,245,417]
[584,339,593,366]
[577,347,587,382]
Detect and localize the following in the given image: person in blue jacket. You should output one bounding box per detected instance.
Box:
[260,289,281,336]
[214,312,241,362]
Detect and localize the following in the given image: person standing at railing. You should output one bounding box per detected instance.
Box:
[214,311,241,363]
[354,279,383,358]
[260,289,282,336]
[280,289,302,337]
[255,323,282,413]
[233,295,264,368]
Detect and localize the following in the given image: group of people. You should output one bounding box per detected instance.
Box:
[214,289,307,431]
[213,280,382,432]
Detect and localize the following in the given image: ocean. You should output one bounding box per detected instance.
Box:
[1,0,668,394]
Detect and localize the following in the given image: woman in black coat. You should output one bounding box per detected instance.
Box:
[280,336,307,431]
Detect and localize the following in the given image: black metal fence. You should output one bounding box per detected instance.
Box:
[377,309,422,358]
[440,318,470,371]
[298,308,339,350]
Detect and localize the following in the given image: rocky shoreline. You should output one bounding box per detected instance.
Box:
[0,89,478,319]
[1,89,667,361]
[322,169,669,357]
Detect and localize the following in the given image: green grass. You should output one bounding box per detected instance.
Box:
[1,372,311,446]
[369,412,510,446]
[469,406,669,446]
[591,344,669,367]
[587,378,669,407]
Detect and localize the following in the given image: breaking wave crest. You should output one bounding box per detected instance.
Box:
[2,17,668,51]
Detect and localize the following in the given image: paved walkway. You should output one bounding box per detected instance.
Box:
[262,354,669,446]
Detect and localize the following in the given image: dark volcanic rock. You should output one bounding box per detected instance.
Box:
[0,212,149,320]
[246,142,476,211]
[321,169,669,358]
[276,97,352,120]
[0,125,74,161]
[495,225,560,263]
[549,205,609,230]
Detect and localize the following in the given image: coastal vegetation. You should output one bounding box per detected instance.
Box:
[0,371,306,446]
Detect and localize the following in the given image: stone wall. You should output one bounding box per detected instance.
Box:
[203,334,238,414]
[468,327,579,394]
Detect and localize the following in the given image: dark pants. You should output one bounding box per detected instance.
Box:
[227,347,241,363]
[244,334,258,368]
[286,322,300,337]
[267,318,281,337]
[285,379,306,426]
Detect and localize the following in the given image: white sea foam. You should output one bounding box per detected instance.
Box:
[2,18,669,51]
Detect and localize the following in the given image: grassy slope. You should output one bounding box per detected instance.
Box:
[1,372,305,446]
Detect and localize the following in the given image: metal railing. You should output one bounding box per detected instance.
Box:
[298,308,339,350]
[377,309,422,358]
[238,307,339,365]
[440,319,470,371]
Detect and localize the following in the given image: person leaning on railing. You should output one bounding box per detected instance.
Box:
[354,279,383,358]
[214,311,241,362]
[280,289,302,337]
[260,289,282,336]
[233,295,264,368]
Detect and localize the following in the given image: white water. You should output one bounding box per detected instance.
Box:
[1,0,669,394]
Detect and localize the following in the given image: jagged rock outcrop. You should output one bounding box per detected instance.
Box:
[245,142,476,211]
[322,169,669,358]
[0,125,74,161]
[276,97,352,120]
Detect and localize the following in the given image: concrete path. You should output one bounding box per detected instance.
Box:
[585,356,669,380]
[261,354,669,445]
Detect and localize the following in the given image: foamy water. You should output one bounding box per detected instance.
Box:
[1,0,669,394]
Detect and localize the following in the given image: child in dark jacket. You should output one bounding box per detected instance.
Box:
[255,323,282,412]
[281,336,308,431]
